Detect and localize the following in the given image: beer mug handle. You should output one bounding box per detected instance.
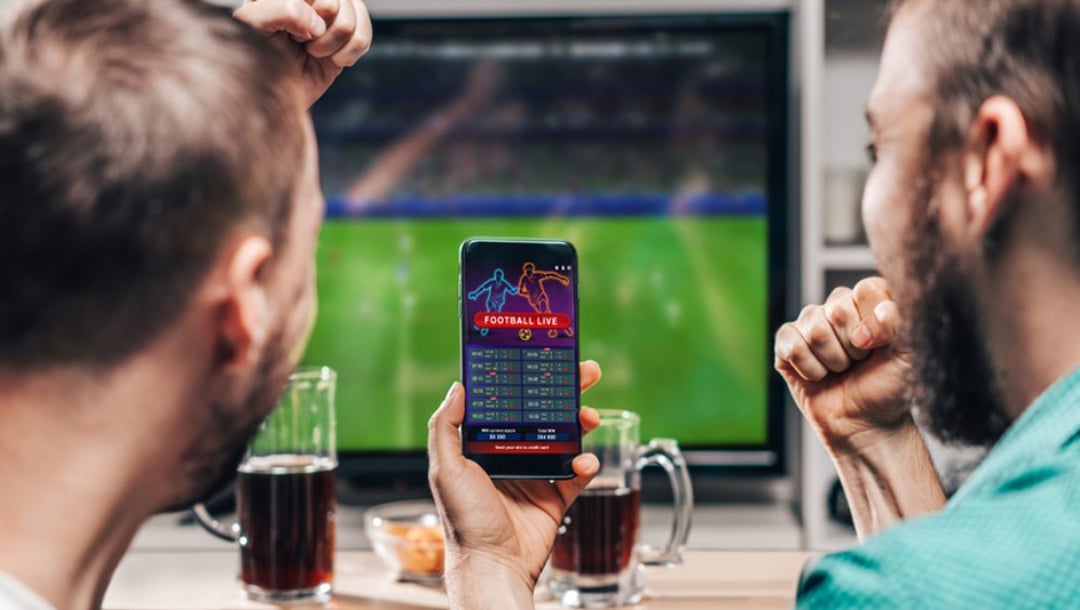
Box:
[191,503,239,543]
[634,438,693,567]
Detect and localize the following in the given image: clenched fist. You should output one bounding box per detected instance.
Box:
[774,277,915,454]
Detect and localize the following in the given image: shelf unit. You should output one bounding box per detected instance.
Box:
[799,0,888,551]
[820,245,875,270]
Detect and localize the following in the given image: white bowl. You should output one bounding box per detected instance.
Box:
[363,500,445,582]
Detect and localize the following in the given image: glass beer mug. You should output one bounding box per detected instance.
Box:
[547,409,693,607]
[193,366,338,603]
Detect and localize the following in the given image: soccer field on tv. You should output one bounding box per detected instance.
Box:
[303,216,768,451]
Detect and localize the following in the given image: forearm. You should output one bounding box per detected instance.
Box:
[829,417,946,540]
[444,553,537,610]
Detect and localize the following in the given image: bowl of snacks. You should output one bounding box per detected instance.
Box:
[364,500,445,582]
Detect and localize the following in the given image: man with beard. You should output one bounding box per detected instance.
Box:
[427,0,1080,607]
[0,0,370,608]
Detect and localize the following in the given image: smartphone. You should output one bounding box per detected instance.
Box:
[459,238,581,479]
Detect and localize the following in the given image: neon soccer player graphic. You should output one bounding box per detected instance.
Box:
[518,262,573,338]
[467,268,519,336]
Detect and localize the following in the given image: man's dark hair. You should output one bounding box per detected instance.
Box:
[0,0,306,370]
[888,0,1080,244]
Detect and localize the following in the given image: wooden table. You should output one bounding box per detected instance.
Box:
[103,550,815,609]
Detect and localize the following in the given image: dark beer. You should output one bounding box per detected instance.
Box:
[551,485,641,575]
[236,455,336,594]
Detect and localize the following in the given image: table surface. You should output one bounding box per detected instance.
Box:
[129,503,807,553]
[103,550,816,610]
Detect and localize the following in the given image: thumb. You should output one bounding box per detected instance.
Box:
[850,300,902,351]
[553,453,599,509]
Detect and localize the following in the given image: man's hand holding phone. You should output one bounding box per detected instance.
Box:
[428,361,602,610]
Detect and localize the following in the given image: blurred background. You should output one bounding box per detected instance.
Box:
[0,0,990,555]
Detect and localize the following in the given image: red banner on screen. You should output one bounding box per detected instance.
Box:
[467,441,577,454]
[474,312,571,330]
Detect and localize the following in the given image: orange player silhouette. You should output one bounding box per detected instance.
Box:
[517,262,573,338]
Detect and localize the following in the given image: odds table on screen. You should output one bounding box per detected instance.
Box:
[466,346,576,426]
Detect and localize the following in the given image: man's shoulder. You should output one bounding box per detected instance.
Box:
[798,459,1080,609]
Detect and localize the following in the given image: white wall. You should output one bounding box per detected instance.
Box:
[824,54,879,170]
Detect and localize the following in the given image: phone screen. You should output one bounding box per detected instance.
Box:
[459,238,580,479]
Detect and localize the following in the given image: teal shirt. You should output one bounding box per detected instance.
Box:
[797,367,1080,609]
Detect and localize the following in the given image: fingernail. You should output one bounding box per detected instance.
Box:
[577,453,600,475]
[444,381,460,401]
[584,453,599,472]
[310,15,326,37]
[874,301,891,323]
[851,324,872,349]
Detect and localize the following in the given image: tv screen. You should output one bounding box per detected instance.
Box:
[304,13,790,472]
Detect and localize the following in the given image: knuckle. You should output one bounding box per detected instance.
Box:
[337,1,359,27]
[785,337,808,361]
[331,14,356,38]
[867,275,888,289]
[774,341,791,362]
[283,0,307,22]
[827,286,852,304]
[774,322,796,345]
[773,333,794,361]
[853,276,887,300]
[797,304,817,322]
[353,31,372,54]
[341,48,364,67]
[804,322,832,350]
[824,301,850,326]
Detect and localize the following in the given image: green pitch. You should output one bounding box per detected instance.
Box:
[303,217,768,451]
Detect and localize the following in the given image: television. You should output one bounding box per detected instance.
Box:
[303,11,792,481]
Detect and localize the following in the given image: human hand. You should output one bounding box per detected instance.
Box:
[774,277,915,455]
[428,362,603,608]
[234,0,372,107]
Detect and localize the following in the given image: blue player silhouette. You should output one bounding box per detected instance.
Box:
[467,268,519,336]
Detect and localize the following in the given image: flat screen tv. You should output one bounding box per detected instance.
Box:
[303,11,792,480]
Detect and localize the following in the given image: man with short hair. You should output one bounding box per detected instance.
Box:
[428,0,1080,607]
[0,0,370,608]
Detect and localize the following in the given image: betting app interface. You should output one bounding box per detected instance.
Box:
[461,243,579,455]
